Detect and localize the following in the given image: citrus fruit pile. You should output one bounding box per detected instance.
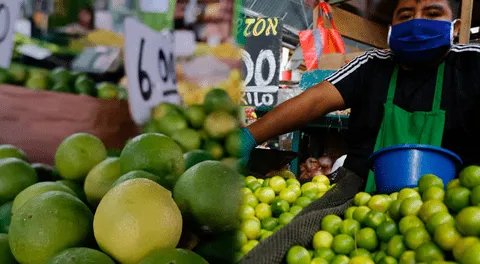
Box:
[284,170,480,264]
[237,174,335,259]
[145,88,241,166]
[0,64,128,100]
[0,131,243,263]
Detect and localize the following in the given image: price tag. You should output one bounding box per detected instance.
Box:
[71,47,121,74]
[17,44,52,60]
[241,17,283,108]
[0,0,22,69]
[124,18,178,125]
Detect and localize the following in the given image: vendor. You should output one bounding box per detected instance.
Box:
[241,0,480,193]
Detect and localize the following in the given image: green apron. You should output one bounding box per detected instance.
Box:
[364,62,447,193]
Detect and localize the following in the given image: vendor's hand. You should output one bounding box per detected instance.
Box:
[240,127,257,167]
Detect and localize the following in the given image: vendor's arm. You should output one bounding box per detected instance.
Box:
[247,50,384,144]
[248,81,345,144]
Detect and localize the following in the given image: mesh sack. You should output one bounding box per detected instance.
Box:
[240,167,364,264]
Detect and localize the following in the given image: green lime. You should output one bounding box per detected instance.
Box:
[321,215,343,235]
[398,216,425,234]
[433,223,461,251]
[240,240,259,254]
[373,251,387,263]
[350,256,374,264]
[240,205,255,220]
[302,190,317,201]
[171,128,202,153]
[330,255,350,264]
[445,187,471,213]
[112,171,165,189]
[459,165,480,189]
[286,245,311,264]
[183,105,206,129]
[349,248,372,259]
[272,224,284,233]
[332,234,355,255]
[138,248,207,264]
[9,192,93,264]
[255,203,272,220]
[74,76,96,96]
[377,221,398,242]
[312,231,334,249]
[399,250,415,264]
[356,227,378,251]
[269,176,287,194]
[415,242,444,262]
[261,217,278,231]
[388,200,403,221]
[364,210,386,229]
[0,202,12,233]
[314,247,335,261]
[290,205,303,216]
[422,186,445,201]
[280,188,299,204]
[418,199,448,222]
[387,235,407,259]
[12,182,77,214]
[46,247,115,264]
[204,111,239,140]
[339,219,361,237]
[310,257,328,264]
[0,145,27,161]
[294,197,312,208]
[287,179,301,187]
[55,133,107,181]
[241,218,261,240]
[352,206,371,224]
[247,181,262,193]
[259,230,273,241]
[257,187,276,204]
[97,82,119,99]
[425,211,455,234]
[271,199,290,217]
[460,243,480,264]
[0,234,16,264]
[244,193,259,207]
[287,184,302,197]
[400,197,423,217]
[456,206,480,236]
[398,188,421,200]
[301,182,319,194]
[0,158,38,203]
[452,237,480,261]
[418,174,444,193]
[404,227,431,250]
[353,192,371,206]
[155,114,189,138]
[344,206,357,219]
[471,185,480,206]
[367,195,390,212]
[225,130,241,158]
[279,212,295,225]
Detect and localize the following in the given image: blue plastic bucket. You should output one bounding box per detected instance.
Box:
[370,144,462,194]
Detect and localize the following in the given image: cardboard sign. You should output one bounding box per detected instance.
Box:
[124,18,179,125]
[241,17,282,108]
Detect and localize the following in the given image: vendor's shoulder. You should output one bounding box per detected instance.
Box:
[449,44,480,68]
[450,44,480,58]
[354,49,394,61]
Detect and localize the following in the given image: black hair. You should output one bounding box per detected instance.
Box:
[390,0,455,18]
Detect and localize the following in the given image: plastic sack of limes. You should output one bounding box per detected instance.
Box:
[237,166,480,264]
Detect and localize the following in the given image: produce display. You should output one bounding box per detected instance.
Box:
[237,174,336,261]
[144,88,241,166]
[0,64,127,100]
[0,129,243,263]
[280,171,480,264]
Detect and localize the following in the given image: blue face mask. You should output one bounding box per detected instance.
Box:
[388,19,455,64]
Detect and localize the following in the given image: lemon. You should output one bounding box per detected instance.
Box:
[94,179,182,264]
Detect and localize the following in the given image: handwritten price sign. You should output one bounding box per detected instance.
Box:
[124,18,179,125]
[241,17,282,108]
[0,0,21,69]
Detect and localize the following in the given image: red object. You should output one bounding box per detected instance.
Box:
[282,70,292,81]
[299,2,347,70]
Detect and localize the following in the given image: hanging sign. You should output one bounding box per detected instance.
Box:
[124,17,178,125]
[241,17,283,108]
[0,0,22,69]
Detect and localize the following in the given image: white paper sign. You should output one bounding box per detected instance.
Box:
[140,0,169,13]
[17,44,52,60]
[0,0,22,69]
[124,18,179,125]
